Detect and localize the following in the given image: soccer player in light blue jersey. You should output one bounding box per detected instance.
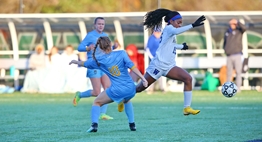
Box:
[136,9,206,115]
[73,17,113,120]
[69,36,148,132]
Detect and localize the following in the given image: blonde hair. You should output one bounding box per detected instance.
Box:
[35,44,44,51]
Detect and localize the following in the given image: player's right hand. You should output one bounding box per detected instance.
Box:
[69,60,78,65]
[89,44,95,50]
[142,79,148,88]
[86,44,95,51]
[182,43,188,50]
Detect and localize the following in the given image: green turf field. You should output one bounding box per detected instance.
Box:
[0,91,262,142]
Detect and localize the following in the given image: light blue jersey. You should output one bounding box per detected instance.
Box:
[78,30,108,78]
[83,50,136,103]
[78,30,108,59]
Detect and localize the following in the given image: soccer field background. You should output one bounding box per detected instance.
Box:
[0,91,261,142]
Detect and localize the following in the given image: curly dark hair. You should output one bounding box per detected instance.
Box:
[143,8,180,31]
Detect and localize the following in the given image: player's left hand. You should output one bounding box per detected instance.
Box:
[181,43,188,50]
[192,15,206,27]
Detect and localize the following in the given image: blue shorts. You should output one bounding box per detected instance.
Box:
[87,69,105,78]
[106,83,136,103]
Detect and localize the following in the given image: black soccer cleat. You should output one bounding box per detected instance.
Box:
[129,122,136,131]
[86,123,98,133]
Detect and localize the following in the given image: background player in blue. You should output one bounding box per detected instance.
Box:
[69,37,148,133]
[136,9,206,116]
[73,17,113,120]
[146,27,167,94]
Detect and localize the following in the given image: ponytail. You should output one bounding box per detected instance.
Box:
[92,40,100,66]
[143,8,180,31]
[92,36,112,67]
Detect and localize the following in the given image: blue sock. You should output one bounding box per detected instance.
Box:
[91,106,100,123]
[100,104,108,114]
[80,90,92,98]
[124,102,134,123]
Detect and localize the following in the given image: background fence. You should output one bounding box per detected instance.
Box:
[0,11,262,91]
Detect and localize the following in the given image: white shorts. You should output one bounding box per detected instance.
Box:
[146,60,176,80]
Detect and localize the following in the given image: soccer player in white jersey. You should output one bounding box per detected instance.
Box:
[136,8,206,115]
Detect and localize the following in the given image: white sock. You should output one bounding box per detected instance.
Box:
[184,91,192,108]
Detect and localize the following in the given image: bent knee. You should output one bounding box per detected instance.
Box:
[93,100,102,106]
[136,85,144,93]
[184,75,192,85]
[136,87,141,93]
[92,90,101,96]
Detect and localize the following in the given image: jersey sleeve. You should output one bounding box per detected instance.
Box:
[175,43,184,49]
[78,34,93,52]
[146,36,154,49]
[122,51,135,69]
[83,58,99,69]
[146,36,154,59]
[165,24,193,36]
[237,22,246,33]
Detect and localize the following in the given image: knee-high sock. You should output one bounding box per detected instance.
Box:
[91,106,100,123]
[184,91,192,108]
[124,102,134,123]
[80,90,92,98]
[100,104,108,114]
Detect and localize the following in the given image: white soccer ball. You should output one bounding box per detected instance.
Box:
[221,81,238,98]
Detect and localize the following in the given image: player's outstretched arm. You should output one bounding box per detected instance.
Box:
[174,42,189,50]
[169,15,206,36]
[131,67,148,87]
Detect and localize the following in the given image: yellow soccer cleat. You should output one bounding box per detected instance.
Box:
[118,102,124,112]
[183,106,200,115]
[99,114,114,120]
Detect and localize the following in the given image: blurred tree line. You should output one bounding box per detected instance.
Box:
[0,0,262,13]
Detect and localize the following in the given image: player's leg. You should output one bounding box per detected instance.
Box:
[165,66,200,115]
[99,73,113,120]
[226,56,234,82]
[137,62,162,93]
[87,90,113,133]
[73,69,102,106]
[73,77,101,106]
[123,100,136,131]
[146,81,155,94]
[234,54,242,92]
[136,72,156,93]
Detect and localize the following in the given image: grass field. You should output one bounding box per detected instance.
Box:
[0,90,262,142]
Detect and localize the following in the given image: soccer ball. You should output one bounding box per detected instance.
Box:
[221,82,238,98]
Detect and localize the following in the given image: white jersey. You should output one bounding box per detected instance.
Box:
[152,24,193,70]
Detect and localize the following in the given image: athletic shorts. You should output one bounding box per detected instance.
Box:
[146,60,176,80]
[87,69,105,78]
[106,83,136,103]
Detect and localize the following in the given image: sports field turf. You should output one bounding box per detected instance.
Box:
[0,90,262,142]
